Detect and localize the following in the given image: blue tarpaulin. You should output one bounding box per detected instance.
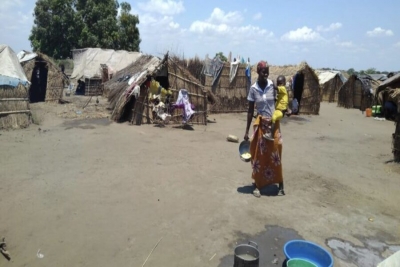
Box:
[0,75,29,87]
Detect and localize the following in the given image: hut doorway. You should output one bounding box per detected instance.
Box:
[29,62,48,103]
[293,73,304,106]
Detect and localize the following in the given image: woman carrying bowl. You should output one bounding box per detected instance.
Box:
[244,60,285,197]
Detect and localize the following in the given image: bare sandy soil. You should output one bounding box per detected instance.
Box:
[1,100,400,267]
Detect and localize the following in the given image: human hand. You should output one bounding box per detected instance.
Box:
[244,132,249,141]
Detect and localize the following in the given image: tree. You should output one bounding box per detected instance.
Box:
[29,0,141,59]
[215,52,227,62]
[347,68,356,76]
[117,2,141,51]
[76,0,120,48]
[365,68,377,74]
[29,0,82,59]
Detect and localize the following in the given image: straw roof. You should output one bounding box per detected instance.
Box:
[105,52,207,124]
[338,74,380,110]
[20,52,69,102]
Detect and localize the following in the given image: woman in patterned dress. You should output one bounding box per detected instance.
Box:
[244,60,285,197]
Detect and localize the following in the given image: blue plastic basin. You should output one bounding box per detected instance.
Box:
[284,240,334,267]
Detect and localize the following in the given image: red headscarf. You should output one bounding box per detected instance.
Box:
[257,60,269,73]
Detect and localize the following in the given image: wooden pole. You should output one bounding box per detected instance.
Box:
[0,110,31,115]
[0,98,29,101]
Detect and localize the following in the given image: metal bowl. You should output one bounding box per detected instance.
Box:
[239,140,251,162]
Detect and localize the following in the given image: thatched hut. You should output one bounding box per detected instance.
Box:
[265,62,320,115]
[203,58,251,113]
[374,73,400,118]
[105,53,207,126]
[337,74,380,111]
[71,48,142,96]
[0,45,31,130]
[18,51,69,103]
[316,70,347,102]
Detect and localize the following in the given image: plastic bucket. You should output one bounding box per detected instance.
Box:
[366,108,372,117]
[372,106,377,116]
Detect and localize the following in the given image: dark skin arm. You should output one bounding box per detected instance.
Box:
[244,101,255,140]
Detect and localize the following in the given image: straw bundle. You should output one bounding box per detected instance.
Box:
[170,55,205,83]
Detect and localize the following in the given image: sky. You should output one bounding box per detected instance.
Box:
[1,0,400,71]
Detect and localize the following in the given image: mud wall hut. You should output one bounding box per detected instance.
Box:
[18,51,69,103]
[265,62,320,115]
[317,70,347,102]
[105,53,207,126]
[203,59,250,113]
[337,74,380,111]
[0,45,31,130]
[71,48,142,96]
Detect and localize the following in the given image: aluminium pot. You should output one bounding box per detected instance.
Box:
[233,241,259,267]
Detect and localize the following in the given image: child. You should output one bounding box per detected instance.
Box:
[263,75,288,141]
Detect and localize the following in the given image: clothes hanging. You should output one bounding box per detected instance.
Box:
[175,89,195,124]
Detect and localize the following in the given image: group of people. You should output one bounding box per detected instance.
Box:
[244,60,288,198]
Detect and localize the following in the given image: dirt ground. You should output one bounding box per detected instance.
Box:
[1,99,400,267]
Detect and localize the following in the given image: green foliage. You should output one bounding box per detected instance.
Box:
[347,68,357,75]
[117,2,141,51]
[215,52,227,62]
[365,68,377,74]
[29,0,81,59]
[29,0,140,59]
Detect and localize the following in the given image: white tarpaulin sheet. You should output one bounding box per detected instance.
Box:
[17,50,38,63]
[0,45,29,86]
[71,48,142,80]
[318,71,347,85]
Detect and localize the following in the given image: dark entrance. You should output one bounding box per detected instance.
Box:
[293,73,304,113]
[29,62,48,103]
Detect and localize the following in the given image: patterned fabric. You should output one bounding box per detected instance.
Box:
[250,116,283,189]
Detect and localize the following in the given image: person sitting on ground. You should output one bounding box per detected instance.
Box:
[263,75,288,141]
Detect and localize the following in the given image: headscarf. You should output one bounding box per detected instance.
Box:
[256,60,269,74]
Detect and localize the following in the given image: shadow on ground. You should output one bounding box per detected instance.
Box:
[237,184,282,197]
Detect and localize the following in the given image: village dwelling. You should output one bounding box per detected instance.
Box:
[18,51,69,103]
[316,70,347,103]
[266,62,321,115]
[373,72,400,162]
[70,48,142,96]
[105,53,207,126]
[202,55,251,113]
[337,74,380,111]
[369,73,388,83]
[374,72,400,120]
[0,45,31,130]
